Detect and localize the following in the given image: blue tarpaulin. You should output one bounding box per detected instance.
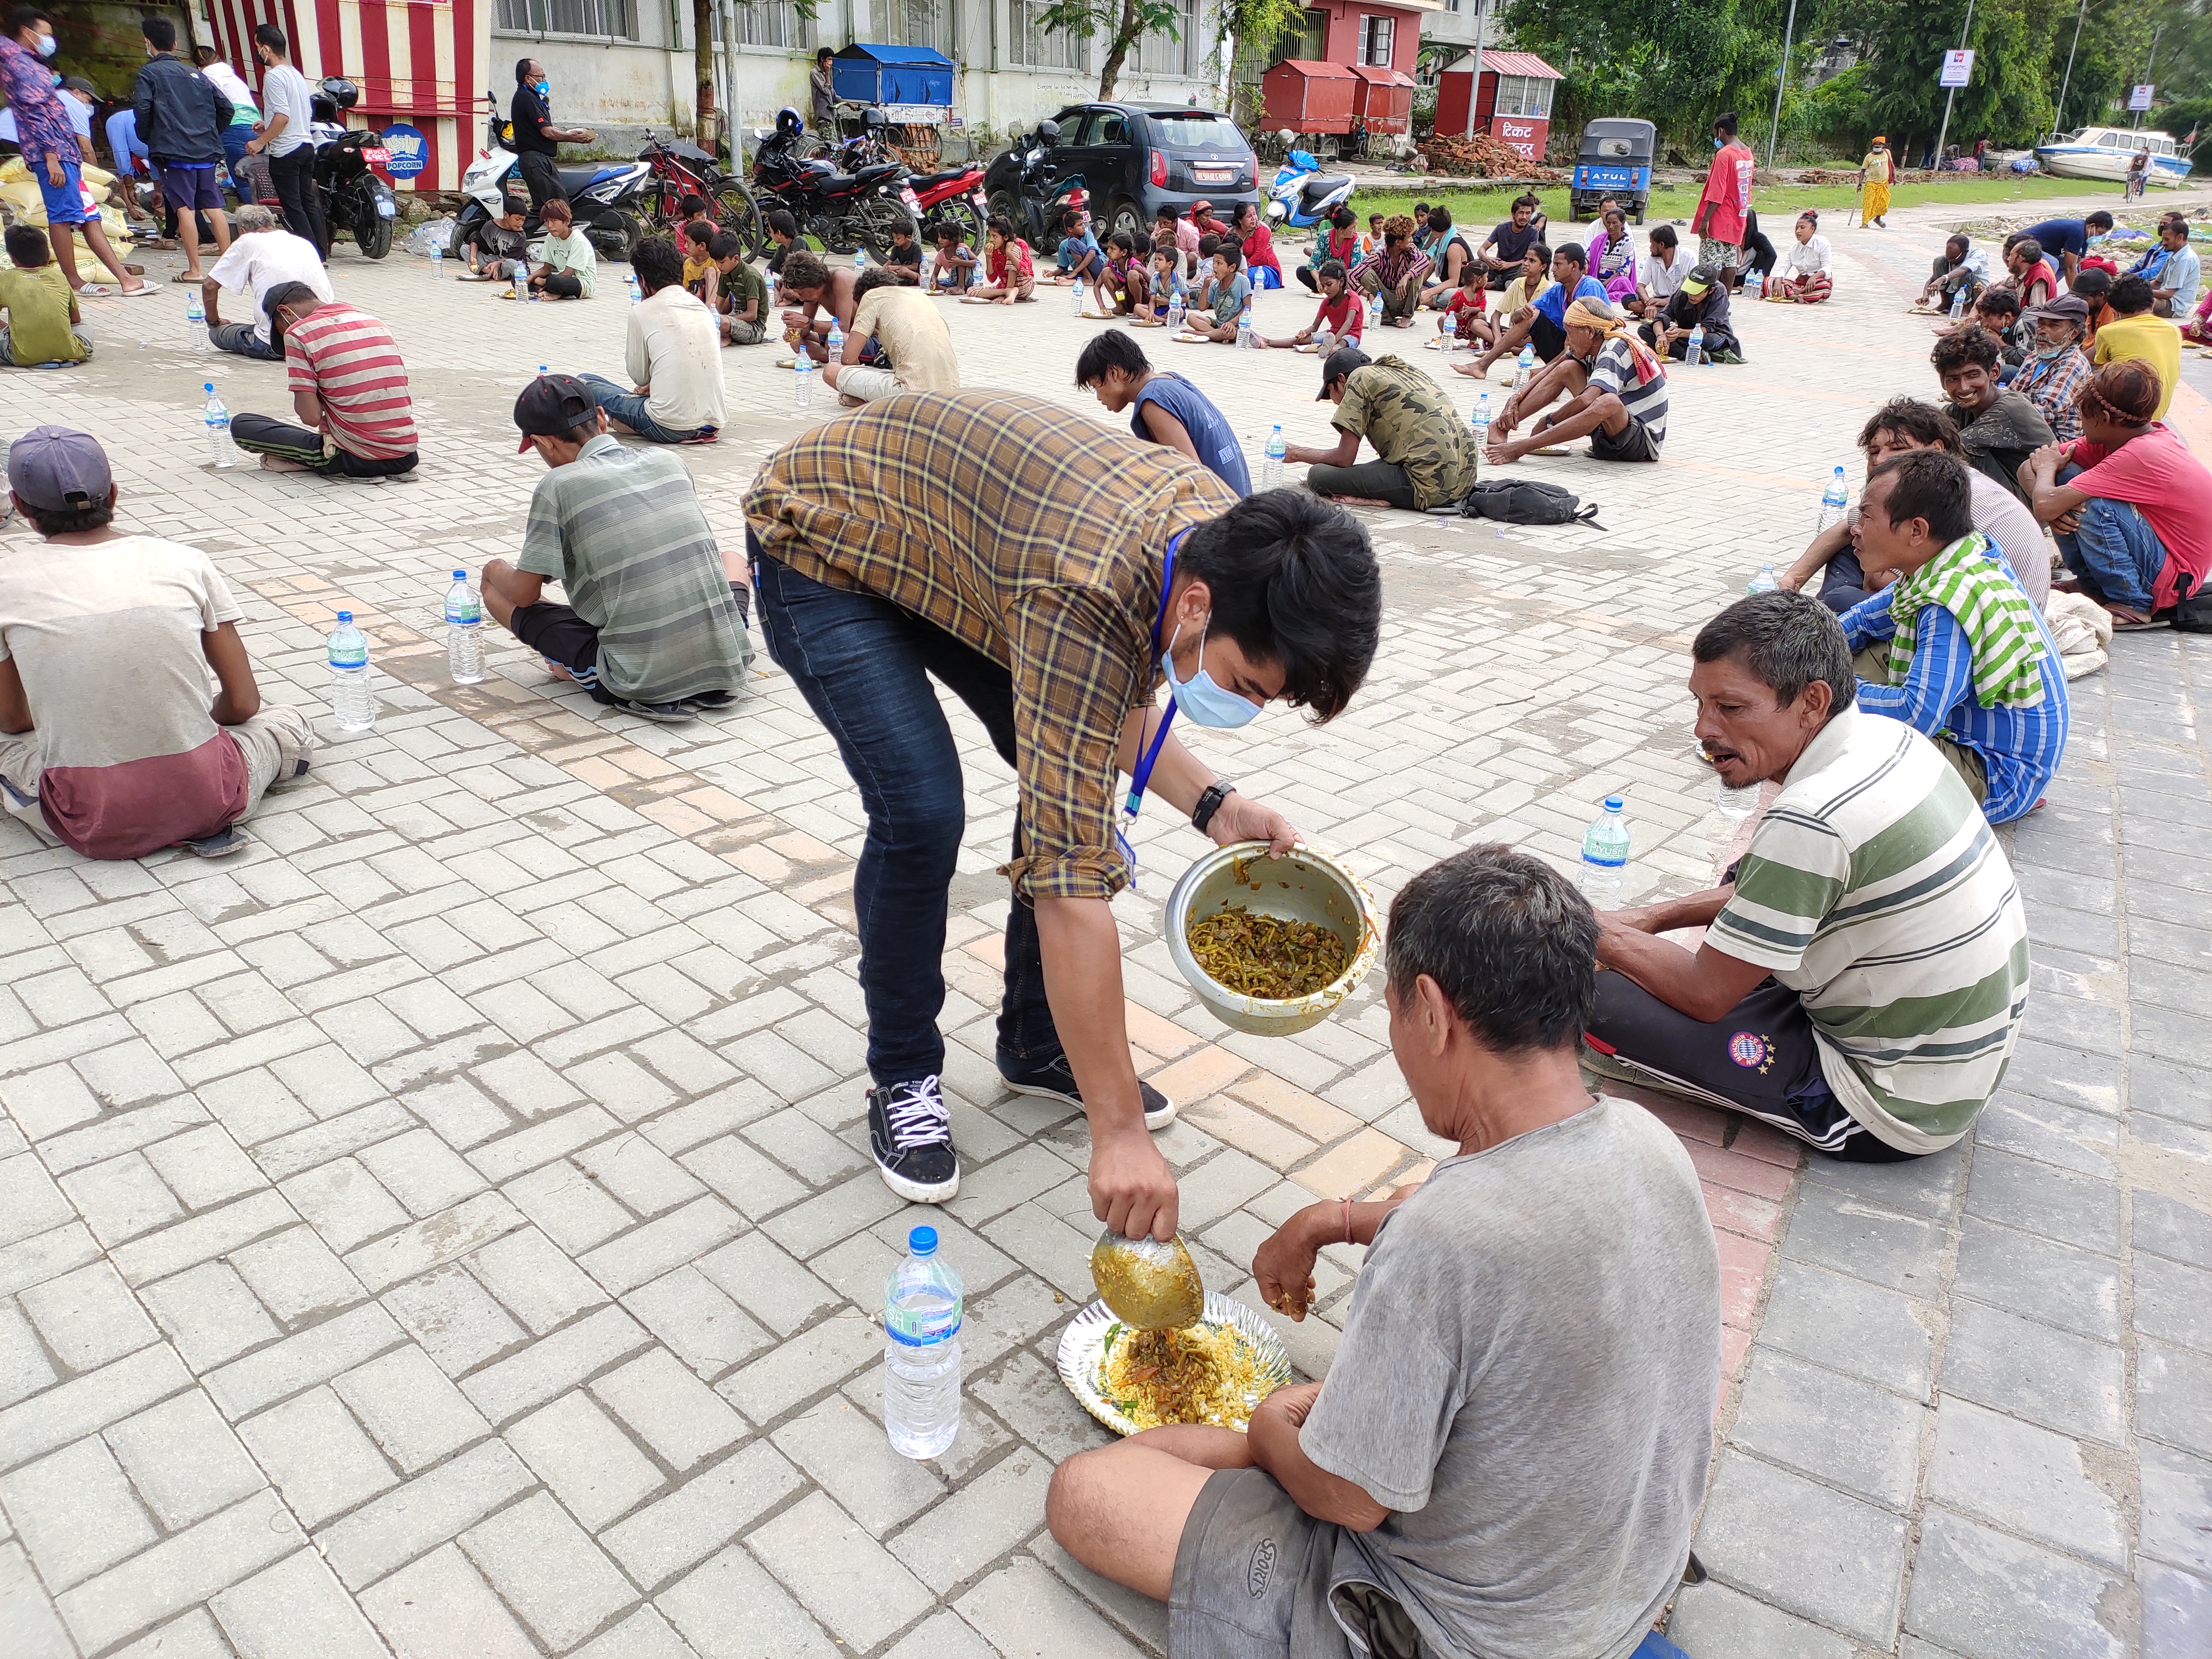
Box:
[830,43,956,107]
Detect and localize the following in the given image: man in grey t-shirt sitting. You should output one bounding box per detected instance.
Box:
[1046,846,1721,1659]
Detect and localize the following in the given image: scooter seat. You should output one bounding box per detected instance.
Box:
[1298,174,1353,210]
[555,165,619,195]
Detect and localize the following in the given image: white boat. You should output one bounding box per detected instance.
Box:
[2033,126,2192,186]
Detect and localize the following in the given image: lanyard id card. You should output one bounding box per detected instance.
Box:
[1117,532,1187,892]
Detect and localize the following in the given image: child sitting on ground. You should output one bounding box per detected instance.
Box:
[710,230,768,342]
[1100,230,1150,317]
[1261,257,1360,351]
[682,220,717,303]
[1184,244,1250,342]
[967,216,1035,304]
[0,225,91,367]
[882,223,924,284]
[525,197,595,300]
[1144,246,1185,325]
[930,223,975,294]
[1437,257,1489,348]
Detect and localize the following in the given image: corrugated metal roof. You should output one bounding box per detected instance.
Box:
[1441,49,1564,79]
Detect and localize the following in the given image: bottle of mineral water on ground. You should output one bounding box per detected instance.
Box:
[509,262,523,301]
[1684,324,1705,367]
[444,570,484,685]
[1815,465,1849,534]
[1470,392,1491,448]
[1515,340,1535,385]
[431,242,444,280]
[1167,291,1186,331]
[1071,276,1086,315]
[1578,796,1631,907]
[186,289,206,350]
[854,247,867,273]
[1369,290,1383,330]
[825,319,844,361]
[884,1226,962,1459]
[1237,302,1255,348]
[1261,425,1285,489]
[1440,310,1456,350]
[794,353,816,411]
[1746,565,1780,595]
[627,273,641,305]
[202,383,237,468]
[1949,285,1967,320]
[327,612,374,733]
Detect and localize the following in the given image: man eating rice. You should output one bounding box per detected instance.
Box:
[1046,846,1722,1659]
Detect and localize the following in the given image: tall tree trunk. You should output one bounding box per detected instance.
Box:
[695,0,716,148]
[1097,0,1141,100]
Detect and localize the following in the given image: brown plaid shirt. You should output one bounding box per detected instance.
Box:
[743,391,1239,901]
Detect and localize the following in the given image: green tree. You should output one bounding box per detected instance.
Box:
[1034,0,1192,99]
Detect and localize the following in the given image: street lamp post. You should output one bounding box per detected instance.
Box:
[2051,0,2088,141]
[1766,0,1799,169]
[1931,0,1976,171]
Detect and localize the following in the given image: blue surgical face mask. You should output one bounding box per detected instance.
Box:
[1712,135,1723,149]
[35,31,58,56]
[536,79,549,95]
[1162,617,1261,729]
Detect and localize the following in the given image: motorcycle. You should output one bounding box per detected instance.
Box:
[1264,144,1355,231]
[451,91,654,264]
[306,78,398,258]
[831,113,987,248]
[981,122,1087,255]
[749,108,915,260]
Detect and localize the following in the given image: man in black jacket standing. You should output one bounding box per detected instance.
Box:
[133,15,232,282]
[509,58,593,215]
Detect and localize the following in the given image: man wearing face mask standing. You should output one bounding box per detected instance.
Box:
[510,58,594,217]
[246,23,324,258]
[0,8,153,299]
[743,393,1381,1232]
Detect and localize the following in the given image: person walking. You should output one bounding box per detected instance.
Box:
[133,15,233,284]
[509,58,593,214]
[246,23,325,258]
[1858,134,1893,228]
[0,8,152,299]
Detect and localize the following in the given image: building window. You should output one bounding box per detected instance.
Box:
[732,1,815,49]
[494,0,639,40]
[1359,15,1392,66]
[883,0,955,55]
[1009,0,1087,69]
[1136,0,1201,78]
[1491,72,1552,118]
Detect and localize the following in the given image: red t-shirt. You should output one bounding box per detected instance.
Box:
[1697,141,1754,244]
[1243,223,1281,275]
[1311,290,1363,340]
[285,303,416,460]
[2020,261,2058,307]
[1443,287,1486,325]
[2064,424,2212,608]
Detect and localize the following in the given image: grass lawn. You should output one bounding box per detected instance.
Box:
[1340,173,2132,234]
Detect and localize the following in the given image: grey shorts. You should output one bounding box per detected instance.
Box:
[1590,414,1663,462]
[1170,1469,1351,1659]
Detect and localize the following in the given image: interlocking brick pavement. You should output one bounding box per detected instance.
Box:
[0,186,2207,1657]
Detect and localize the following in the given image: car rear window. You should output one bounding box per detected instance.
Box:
[1152,114,1245,152]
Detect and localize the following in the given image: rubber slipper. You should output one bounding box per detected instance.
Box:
[171,270,201,283]
[74,283,112,298]
[115,284,160,299]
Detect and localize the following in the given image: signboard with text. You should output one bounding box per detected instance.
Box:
[1939,49,1975,88]
[378,123,429,178]
[2129,84,2154,111]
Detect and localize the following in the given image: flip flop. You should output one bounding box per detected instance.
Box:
[171,271,201,283]
[74,283,112,298]
[115,284,160,299]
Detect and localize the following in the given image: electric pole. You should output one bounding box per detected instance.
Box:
[2051,0,2087,141]
[1463,0,1486,139]
[1767,0,1799,168]
[2133,24,2162,130]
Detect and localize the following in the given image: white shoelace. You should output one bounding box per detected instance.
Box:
[882,1076,951,1150]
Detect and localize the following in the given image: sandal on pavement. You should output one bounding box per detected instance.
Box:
[170,270,201,282]
[116,284,160,299]
[74,283,112,298]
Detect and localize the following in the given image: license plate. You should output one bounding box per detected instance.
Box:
[363,148,390,163]
[971,190,987,210]
[1193,166,1235,184]
[374,197,395,217]
[900,189,922,209]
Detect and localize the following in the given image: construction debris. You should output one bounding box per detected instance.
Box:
[1415,133,1564,182]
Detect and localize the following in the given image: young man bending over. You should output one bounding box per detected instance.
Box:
[1048,844,1720,1659]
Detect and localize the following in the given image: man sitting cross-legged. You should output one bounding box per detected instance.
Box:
[0,426,313,860]
[1483,297,1668,465]
[1048,844,1720,1659]
[481,374,752,724]
[1585,591,2030,1161]
[229,283,419,479]
[1838,448,2067,825]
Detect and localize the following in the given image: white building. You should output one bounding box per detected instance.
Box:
[497,0,1229,152]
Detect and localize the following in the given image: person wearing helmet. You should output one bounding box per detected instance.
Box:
[512,58,594,215]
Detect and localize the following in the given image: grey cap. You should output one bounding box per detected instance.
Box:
[7,425,111,512]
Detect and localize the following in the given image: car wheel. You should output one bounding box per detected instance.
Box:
[988,187,1018,232]
[1110,196,1142,245]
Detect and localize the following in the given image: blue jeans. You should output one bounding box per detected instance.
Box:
[752,540,1058,1086]
[221,124,252,190]
[2053,462,2168,614]
[578,373,711,444]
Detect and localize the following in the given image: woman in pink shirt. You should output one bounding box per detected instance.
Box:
[1585,206,1639,305]
[1234,201,1282,290]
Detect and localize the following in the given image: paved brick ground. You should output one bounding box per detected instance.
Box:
[0,187,2206,1658]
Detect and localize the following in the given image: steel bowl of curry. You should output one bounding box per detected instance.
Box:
[1166,841,1380,1037]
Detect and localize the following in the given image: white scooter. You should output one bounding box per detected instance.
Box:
[453,92,653,263]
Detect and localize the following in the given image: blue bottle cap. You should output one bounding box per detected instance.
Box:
[336,609,353,622]
[1603,795,1625,812]
[452,570,465,580]
[908,1225,938,1258]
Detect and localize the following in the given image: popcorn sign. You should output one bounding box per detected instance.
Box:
[379,123,429,179]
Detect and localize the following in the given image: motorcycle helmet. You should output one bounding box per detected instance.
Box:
[775,107,803,138]
[319,76,359,109]
[1035,119,1060,144]
[862,107,886,130]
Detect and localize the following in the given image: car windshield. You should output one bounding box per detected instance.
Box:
[1153,114,1244,152]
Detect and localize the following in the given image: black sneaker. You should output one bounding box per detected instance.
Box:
[177,826,251,858]
[617,698,695,723]
[998,1052,1177,1130]
[683,690,738,711]
[867,1075,959,1202]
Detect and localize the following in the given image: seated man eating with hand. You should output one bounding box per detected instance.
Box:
[1048,845,1720,1659]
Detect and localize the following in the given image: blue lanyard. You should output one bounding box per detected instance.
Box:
[1115,533,1185,885]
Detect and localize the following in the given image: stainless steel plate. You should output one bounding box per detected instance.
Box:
[1055,1292,1294,1437]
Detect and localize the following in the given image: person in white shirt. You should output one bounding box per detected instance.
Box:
[1772,210,1834,304]
[1626,223,1693,321]
[203,205,332,359]
[190,45,259,187]
[578,236,724,443]
[245,23,324,257]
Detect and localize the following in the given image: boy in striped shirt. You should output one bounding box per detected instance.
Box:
[1584,591,2030,1161]
[230,286,418,479]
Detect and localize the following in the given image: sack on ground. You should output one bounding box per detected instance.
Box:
[1459,478,1600,526]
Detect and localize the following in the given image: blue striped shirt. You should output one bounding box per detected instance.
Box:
[1841,565,2069,825]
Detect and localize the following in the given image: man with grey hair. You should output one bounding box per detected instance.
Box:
[1584,591,2030,1162]
[203,203,331,361]
[1046,843,1719,1659]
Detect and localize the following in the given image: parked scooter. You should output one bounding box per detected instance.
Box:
[982,121,1087,255]
[306,77,399,258]
[451,91,653,264]
[1264,143,1355,230]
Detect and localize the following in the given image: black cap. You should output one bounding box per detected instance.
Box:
[1317,345,1368,400]
[512,373,597,452]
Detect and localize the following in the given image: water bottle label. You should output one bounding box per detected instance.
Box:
[1581,848,1629,869]
[446,599,482,625]
[330,649,367,669]
[885,1306,962,1347]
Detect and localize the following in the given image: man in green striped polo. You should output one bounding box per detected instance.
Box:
[1583,592,2030,1161]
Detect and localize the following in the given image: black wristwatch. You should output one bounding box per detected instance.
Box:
[1192,782,1235,834]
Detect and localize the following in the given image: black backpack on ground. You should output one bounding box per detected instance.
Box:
[2172,572,2212,633]
[1458,478,1603,528]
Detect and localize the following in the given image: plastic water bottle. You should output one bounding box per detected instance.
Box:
[431,243,444,280]
[1261,425,1285,489]
[1236,302,1255,349]
[794,353,815,411]
[1440,310,1457,350]
[327,611,374,733]
[627,273,641,305]
[883,1225,962,1459]
[1815,466,1849,534]
[1514,340,1535,385]
[1470,392,1491,448]
[1685,324,1705,367]
[825,319,844,362]
[444,571,484,685]
[510,262,523,302]
[854,247,867,273]
[1578,796,1631,907]
[1369,290,1383,330]
[1746,565,1781,595]
[202,383,237,468]
[1949,286,1967,320]
[186,289,206,350]
[1167,292,1186,331]
[1071,276,1086,316]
